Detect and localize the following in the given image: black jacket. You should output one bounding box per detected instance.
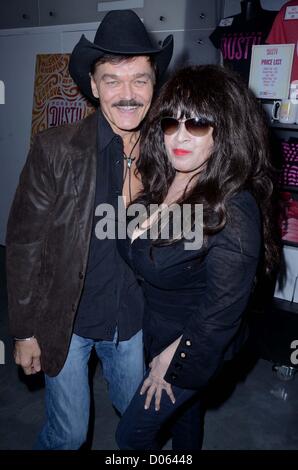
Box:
[117,191,261,390]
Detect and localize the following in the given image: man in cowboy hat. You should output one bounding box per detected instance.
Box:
[6,9,173,449]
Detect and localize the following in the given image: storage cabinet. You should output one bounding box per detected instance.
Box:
[271,122,298,303]
[153,30,218,70]
[272,123,298,248]
[260,121,298,304]
[0,0,39,29]
[251,119,298,379]
[0,0,144,28]
[0,0,222,71]
[143,0,219,31]
[39,0,113,26]
[146,0,221,71]
[39,0,93,26]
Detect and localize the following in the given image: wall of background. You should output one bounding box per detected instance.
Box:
[224,0,287,16]
[0,0,295,301]
[0,0,224,244]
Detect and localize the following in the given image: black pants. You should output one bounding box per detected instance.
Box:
[116,371,205,450]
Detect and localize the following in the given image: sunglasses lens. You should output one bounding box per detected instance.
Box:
[185,119,211,136]
[160,118,179,135]
[161,117,212,136]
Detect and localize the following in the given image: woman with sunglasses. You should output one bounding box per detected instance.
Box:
[116,64,279,450]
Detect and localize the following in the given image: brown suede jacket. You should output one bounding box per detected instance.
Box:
[6,112,98,376]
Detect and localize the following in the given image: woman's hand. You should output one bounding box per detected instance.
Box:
[140,336,182,411]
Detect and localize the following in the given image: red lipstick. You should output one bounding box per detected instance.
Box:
[173,148,192,156]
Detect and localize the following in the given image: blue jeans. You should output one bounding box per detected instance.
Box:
[35,330,144,450]
[116,371,204,450]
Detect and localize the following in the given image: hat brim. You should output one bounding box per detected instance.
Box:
[69,34,173,104]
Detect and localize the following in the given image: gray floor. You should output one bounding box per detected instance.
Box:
[0,246,298,450]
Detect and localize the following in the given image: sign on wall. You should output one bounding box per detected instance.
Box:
[249,44,294,99]
[31,54,95,139]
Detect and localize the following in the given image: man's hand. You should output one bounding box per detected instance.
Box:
[14,337,42,375]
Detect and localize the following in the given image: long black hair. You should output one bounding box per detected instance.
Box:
[134,64,279,274]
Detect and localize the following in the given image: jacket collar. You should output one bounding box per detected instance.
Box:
[69,108,120,154]
[69,109,98,153]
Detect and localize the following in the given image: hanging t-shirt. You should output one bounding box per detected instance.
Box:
[210,10,277,83]
[266,0,298,82]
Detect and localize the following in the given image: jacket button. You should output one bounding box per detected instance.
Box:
[185,339,192,347]
[72,304,76,312]
[180,351,186,359]
[79,272,84,279]
[170,373,178,380]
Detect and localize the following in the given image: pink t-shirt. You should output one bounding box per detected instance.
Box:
[266,0,298,82]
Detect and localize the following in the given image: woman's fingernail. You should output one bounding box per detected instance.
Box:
[144,405,148,410]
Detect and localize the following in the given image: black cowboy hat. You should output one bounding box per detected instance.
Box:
[69,9,173,103]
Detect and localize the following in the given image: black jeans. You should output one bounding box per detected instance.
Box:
[116,371,205,450]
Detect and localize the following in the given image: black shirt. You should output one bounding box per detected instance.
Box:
[74,110,144,340]
[209,10,277,83]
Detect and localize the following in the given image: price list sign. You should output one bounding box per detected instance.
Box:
[249,44,294,99]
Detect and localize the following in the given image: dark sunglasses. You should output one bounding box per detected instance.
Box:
[160,117,212,137]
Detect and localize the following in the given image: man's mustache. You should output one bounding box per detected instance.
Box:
[112,100,143,108]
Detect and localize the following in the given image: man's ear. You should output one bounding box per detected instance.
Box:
[90,73,99,99]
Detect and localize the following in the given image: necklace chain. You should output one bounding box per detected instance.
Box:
[123,154,136,169]
[123,134,140,168]
[123,133,140,203]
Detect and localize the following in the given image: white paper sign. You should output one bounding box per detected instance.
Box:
[249,44,294,99]
[285,5,298,20]
[219,17,234,27]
